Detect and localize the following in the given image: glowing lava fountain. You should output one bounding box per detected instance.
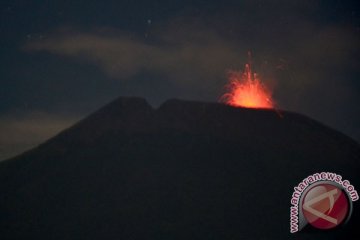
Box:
[221,56,274,109]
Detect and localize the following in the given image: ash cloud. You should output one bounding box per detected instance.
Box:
[24,25,244,90]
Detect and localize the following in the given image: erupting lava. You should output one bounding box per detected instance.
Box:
[222,55,274,109]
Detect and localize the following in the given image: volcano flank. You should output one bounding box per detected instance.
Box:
[0,97,359,239]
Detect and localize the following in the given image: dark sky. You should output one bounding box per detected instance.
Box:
[0,0,359,160]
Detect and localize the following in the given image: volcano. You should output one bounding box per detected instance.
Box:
[0,97,359,239]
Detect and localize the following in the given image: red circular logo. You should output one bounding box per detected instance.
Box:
[302,183,349,229]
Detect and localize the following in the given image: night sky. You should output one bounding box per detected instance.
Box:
[0,0,359,160]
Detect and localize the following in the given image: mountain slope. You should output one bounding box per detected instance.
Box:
[0,97,359,239]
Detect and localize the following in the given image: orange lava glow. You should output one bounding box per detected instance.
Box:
[222,59,274,109]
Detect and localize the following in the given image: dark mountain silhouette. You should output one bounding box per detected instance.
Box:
[0,97,359,239]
